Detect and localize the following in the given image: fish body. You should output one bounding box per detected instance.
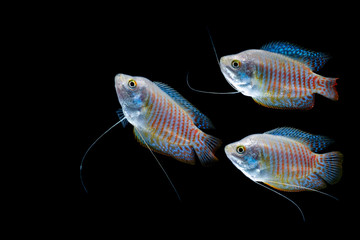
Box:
[225,127,343,191]
[115,74,221,166]
[220,42,338,109]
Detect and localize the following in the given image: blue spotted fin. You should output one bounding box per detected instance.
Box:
[253,95,314,110]
[265,127,334,152]
[154,82,214,130]
[261,41,330,71]
[116,108,129,127]
[264,173,327,192]
[133,127,196,165]
[316,151,343,185]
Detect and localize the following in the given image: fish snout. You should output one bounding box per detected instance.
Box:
[219,57,227,70]
[224,144,232,156]
[224,144,238,161]
[115,73,126,86]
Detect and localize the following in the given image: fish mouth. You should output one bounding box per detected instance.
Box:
[220,64,249,88]
[224,145,243,166]
[115,74,132,107]
[220,67,238,89]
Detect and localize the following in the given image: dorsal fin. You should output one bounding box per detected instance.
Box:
[154,82,214,129]
[261,41,330,71]
[264,127,333,152]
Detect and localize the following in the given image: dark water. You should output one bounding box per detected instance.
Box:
[79,14,352,227]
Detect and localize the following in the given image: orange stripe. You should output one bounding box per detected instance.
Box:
[266,58,272,94]
[180,114,189,145]
[285,61,292,98]
[300,146,307,177]
[288,143,298,178]
[150,95,163,129]
[159,100,173,137]
[295,64,306,95]
[272,59,279,97]
[155,98,167,134]
[291,61,298,98]
[148,93,159,126]
[279,144,285,178]
[293,143,301,179]
[174,109,185,145]
[297,144,304,179]
[284,142,291,179]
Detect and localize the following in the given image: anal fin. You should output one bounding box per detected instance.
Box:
[264,173,327,192]
[253,95,314,110]
[133,128,196,165]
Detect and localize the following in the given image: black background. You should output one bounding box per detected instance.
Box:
[79,11,352,228]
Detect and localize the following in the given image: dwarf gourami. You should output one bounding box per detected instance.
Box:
[225,127,343,221]
[188,30,339,109]
[115,74,221,165]
[220,42,338,109]
[80,73,221,198]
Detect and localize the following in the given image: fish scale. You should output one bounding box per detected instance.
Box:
[256,52,313,99]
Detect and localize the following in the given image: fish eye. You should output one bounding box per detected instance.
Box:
[128,79,137,89]
[236,145,246,154]
[231,60,241,69]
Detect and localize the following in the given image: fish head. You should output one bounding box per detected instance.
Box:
[115,73,150,109]
[224,135,264,181]
[219,52,255,96]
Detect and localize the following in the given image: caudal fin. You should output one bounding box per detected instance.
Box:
[316,76,339,101]
[193,132,222,166]
[316,151,343,185]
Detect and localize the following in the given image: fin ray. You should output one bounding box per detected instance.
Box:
[192,131,222,166]
[265,127,333,152]
[264,173,327,192]
[315,76,339,101]
[261,41,330,71]
[133,127,196,165]
[316,151,343,185]
[116,108,129,127]
[253,95,314,110]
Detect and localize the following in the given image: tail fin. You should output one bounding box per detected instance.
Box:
[315,76,339,101]
[316,151,343,185]
[192,131,222,166]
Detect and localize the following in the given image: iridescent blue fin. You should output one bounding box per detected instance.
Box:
[116,108,129,128]
[265,127,334,152]
[261,41,330,71]
[133,127,196,165]
[253,95,314,110]
[154,82,214,129]
[264,173,327,192]
[192,131,221,166]
[316,151,343,185]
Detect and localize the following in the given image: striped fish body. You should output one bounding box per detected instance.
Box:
[115,74,221,166]
[224,127,343,192]
[219,42,338,109]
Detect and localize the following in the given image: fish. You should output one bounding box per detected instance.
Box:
[115,73,222,166]
[80,73,221,196]
[225,127,343,192]
[219,42,339,109]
